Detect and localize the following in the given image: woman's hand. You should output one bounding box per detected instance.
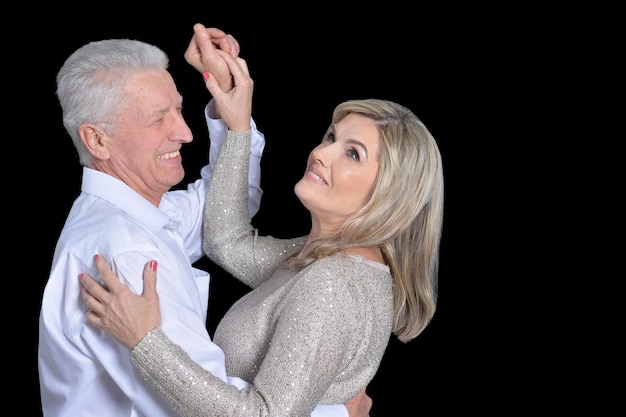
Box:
[184,23,240,92]
[79,254,161,349]
[203,51,253,132]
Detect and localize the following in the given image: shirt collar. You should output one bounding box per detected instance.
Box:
[80,167,171,234]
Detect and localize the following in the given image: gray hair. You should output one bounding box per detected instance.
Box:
[56,39,169,166]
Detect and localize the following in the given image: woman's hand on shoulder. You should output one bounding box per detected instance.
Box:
[79,254,161,349]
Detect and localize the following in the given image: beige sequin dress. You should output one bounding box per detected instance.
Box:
[131,130,394,417]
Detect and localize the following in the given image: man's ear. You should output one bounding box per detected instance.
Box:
[78,124,110,160]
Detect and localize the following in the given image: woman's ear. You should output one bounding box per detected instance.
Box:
[78,124,110,160]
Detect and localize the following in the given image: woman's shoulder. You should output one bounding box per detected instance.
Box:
[318,251,390,273]
[292,254,393,318]
[301,253,391,287]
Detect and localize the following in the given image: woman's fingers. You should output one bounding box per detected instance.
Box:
[141,260,158,301]
[79,272,106,324]
[204,52,253,132]
[78,255,124,314]
[204,26,239,57]
[93,254,125,292]
[80,272,105,302]
[205,52,251,93]
[79,255,119,313]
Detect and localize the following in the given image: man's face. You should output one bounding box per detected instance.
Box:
[97,69,193,206]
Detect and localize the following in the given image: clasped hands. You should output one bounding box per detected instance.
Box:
[186,23,252,130]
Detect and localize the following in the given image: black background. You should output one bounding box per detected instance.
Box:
[19,6,526,416]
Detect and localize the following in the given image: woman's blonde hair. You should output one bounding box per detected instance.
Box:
[291,98,444,343]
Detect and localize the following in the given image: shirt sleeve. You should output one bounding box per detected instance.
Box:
[311,405,349,417]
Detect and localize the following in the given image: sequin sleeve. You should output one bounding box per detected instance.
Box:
[203,129,305,288]
[131,327,261,417]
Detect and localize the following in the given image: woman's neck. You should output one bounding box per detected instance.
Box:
[344,246,385,265]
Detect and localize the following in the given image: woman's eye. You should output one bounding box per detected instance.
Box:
[348,149,360,161]
[325,132,335,143]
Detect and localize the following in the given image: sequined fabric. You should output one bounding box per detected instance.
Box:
[131,129,394,417]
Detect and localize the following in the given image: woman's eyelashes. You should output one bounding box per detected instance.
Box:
[323,132,361,161]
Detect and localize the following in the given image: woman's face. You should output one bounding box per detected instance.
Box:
[295,113,381,231]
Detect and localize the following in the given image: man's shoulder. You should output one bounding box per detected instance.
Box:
[59,195,153,246]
